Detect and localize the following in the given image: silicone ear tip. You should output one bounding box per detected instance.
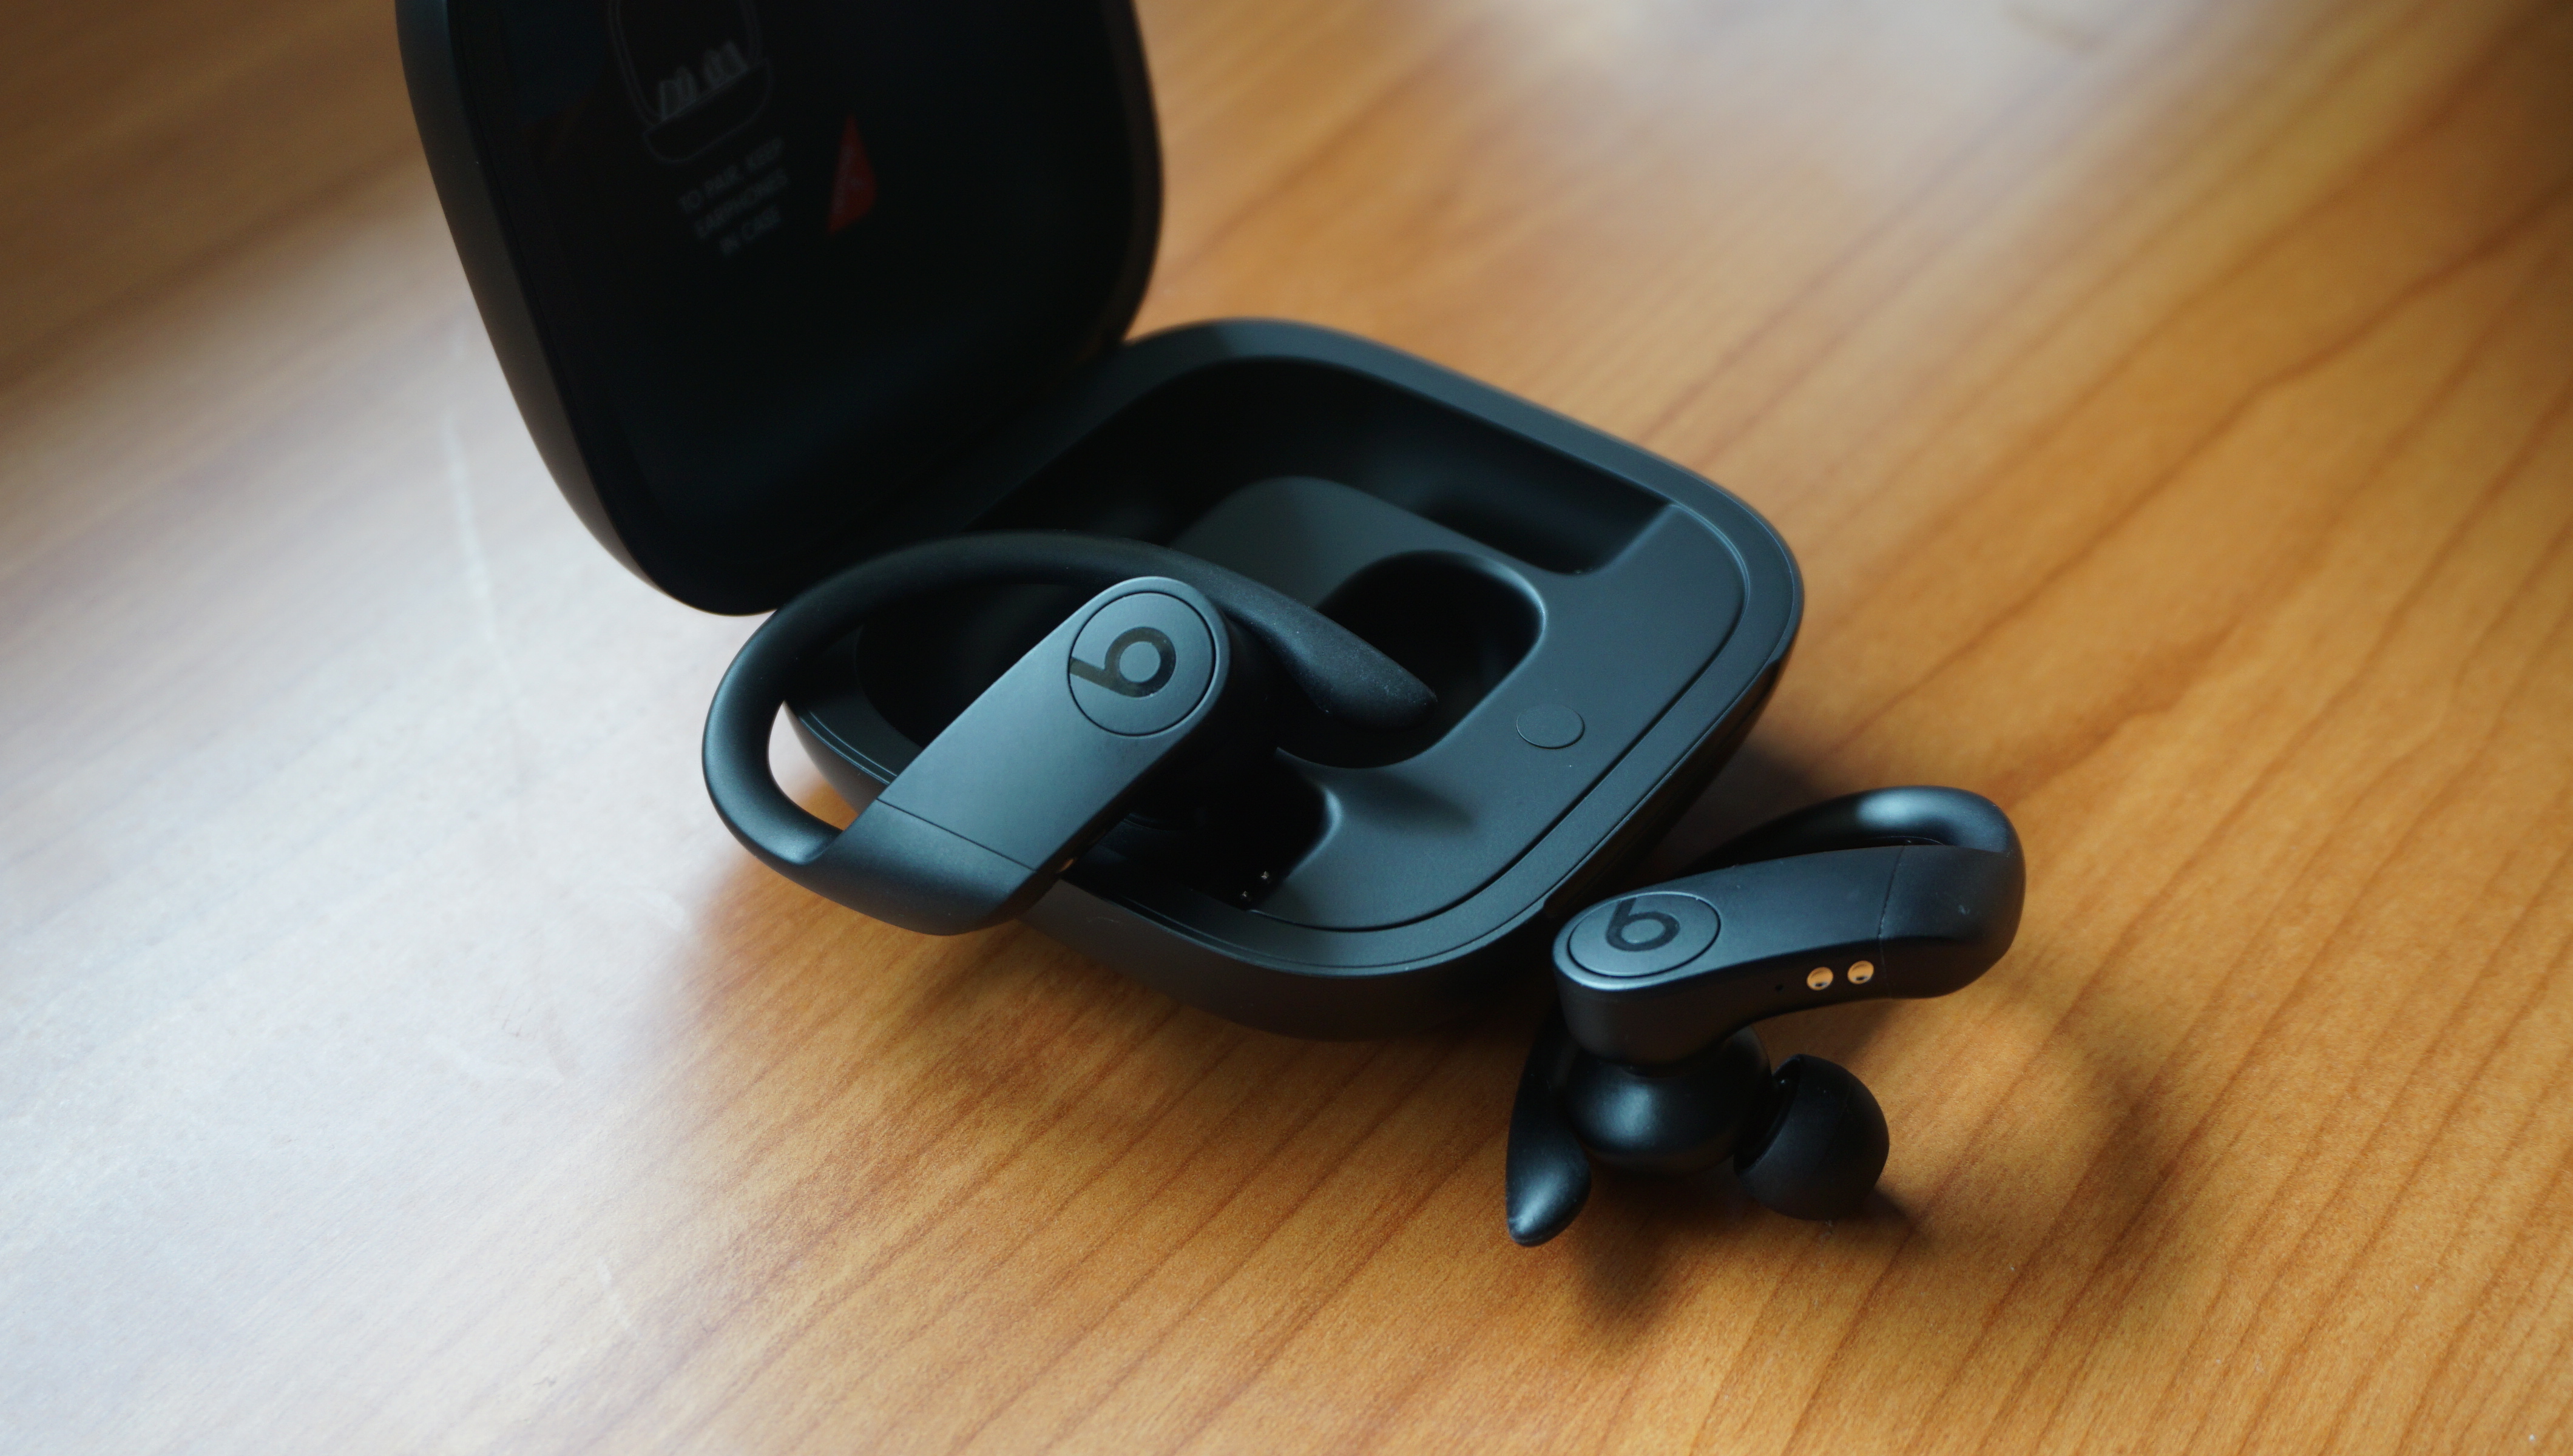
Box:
[1734,1056,1889,1221]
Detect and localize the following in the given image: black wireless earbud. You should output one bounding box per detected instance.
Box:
[1506,786,2025,1245]
[703,532,1435,935]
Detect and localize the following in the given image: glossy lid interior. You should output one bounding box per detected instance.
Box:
[402,0,1161,611]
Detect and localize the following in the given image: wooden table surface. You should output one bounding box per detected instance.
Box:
[6,0,2571,1450]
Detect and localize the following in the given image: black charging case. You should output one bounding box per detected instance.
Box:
[397,0,1801,1039]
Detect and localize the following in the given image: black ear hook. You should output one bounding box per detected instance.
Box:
[1506,786,2024,1245]
[703,531,1433,935]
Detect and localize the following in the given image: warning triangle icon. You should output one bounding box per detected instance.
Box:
[828,116,877,235]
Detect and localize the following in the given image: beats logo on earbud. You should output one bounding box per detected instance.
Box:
[702,533,1435,935]
[1067,621,1182,705]
[1507,786,2026,1245]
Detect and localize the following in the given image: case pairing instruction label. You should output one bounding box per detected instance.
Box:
[678,135,786,257]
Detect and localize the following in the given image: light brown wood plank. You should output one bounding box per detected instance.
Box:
[3,0,2568,1450]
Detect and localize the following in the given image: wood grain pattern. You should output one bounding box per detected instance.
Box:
[4,0,2570,1450]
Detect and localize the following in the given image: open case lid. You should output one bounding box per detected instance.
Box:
[398,0,1161,612]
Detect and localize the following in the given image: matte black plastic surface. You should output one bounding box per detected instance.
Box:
[752,576,1233,934]
[872,583,1220,875]
[1555,788,2025,1065]
[398,0,1160,612]
[1171,477,1740,931]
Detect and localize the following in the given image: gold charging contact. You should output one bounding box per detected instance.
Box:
[1806,966,1834,990]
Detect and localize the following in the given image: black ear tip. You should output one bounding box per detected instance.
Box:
[1734,1055,1890,1221]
